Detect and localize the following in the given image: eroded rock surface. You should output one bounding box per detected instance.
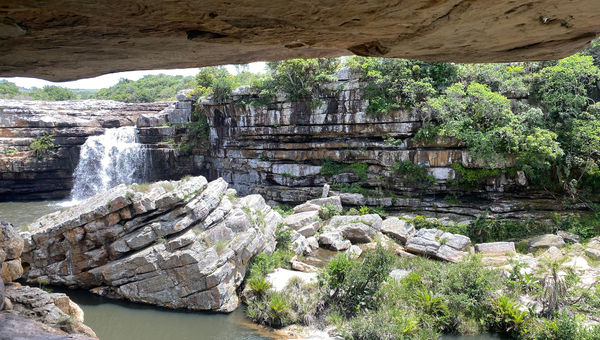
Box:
[405,228,471,262]
[0,312,95,340]
[4,284,96,338]
[0,221,24,282]
[21,176,281,312]
[0,100,179,200]
[1,1,599,80]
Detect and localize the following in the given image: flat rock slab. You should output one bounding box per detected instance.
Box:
[474,242,516,256]
[381,217,415,244]
[528,234,565,251]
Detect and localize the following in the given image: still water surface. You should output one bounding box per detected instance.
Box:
[1,200,502,340]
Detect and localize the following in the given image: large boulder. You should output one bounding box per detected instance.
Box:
[318,230,351,251]
[405,229,471,262]
[474,242,516,256]
[283,210,320,230]
[381,218,415,244]
[528,234,565,251]
[5,284,97,338]
[0,222,24,283]
[0,313,95,340]
[20,176,281,312]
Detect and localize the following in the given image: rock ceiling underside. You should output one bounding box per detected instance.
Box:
[1,0,600,81]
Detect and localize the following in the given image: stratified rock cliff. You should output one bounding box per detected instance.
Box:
[0,99,197,200]
[198,74,564,220]
[20,176,281,312]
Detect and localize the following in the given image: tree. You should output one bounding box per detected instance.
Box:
[30,86,78,101]
[0,80,20,98]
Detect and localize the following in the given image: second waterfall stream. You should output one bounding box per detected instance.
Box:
[69,126,148,202]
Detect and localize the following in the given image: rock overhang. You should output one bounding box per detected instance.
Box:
[1,0,599,81]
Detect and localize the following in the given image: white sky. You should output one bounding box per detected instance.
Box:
[0,62,266,90]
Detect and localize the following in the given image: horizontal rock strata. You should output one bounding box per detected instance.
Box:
[0,99,201,200]
[1,1,599,80]
[21,176,281,312]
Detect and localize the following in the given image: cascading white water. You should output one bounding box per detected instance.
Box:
[70,126,147,201]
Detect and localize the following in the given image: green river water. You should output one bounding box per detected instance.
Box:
[0,200,502,340]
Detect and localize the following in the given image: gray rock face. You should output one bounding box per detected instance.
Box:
[381,218,415,244]
[0,222,24,282]
[405,229,471,262]
[318,230,351,251]
[557,230,580,244]
[21,176,281,312]
[474,242,516,256]
[5,285,96,338]
[528,234,565,251]
[0,312,95,340]
[0,100,173,200]
[283,210,320,230]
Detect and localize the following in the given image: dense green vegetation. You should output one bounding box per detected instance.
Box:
[245,241,600,339]
[94,74,194,102]
[29,134,56,159]
[0,74,194,102]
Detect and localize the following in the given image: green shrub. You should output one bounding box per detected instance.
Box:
[319,203,342,220]
[467,212,555,243]
[392,160,435,183]
[489,296,529,337]
[30,134,56,159]
[274,223,292,251]
[247,277,271,297]
[322,245,395,316]
[320,160,368,181]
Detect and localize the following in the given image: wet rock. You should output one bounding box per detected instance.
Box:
[381,217,415,244]
[528,234,565,251]
[21,176,281,312]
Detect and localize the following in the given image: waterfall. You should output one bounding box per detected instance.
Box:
[70,126,147,201]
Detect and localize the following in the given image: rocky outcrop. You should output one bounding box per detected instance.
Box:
[0,221,24,283]
[199,77,578,220]
[1,1,599,80]
[0,100,177,200]
[0,312,95,340]
[20,176,281,312]
[4,284,96,338]
[0,99,206,200]
[405,229,471,262]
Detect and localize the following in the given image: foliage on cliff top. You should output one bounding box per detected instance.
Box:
[94,74,194,102]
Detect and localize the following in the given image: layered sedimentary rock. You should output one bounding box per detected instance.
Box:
[20,176,281,312]
[0,99,199,200]
[0,221,24,282]
[3,285,97,338]
[199,75,566,219]
[1,1,599,81]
